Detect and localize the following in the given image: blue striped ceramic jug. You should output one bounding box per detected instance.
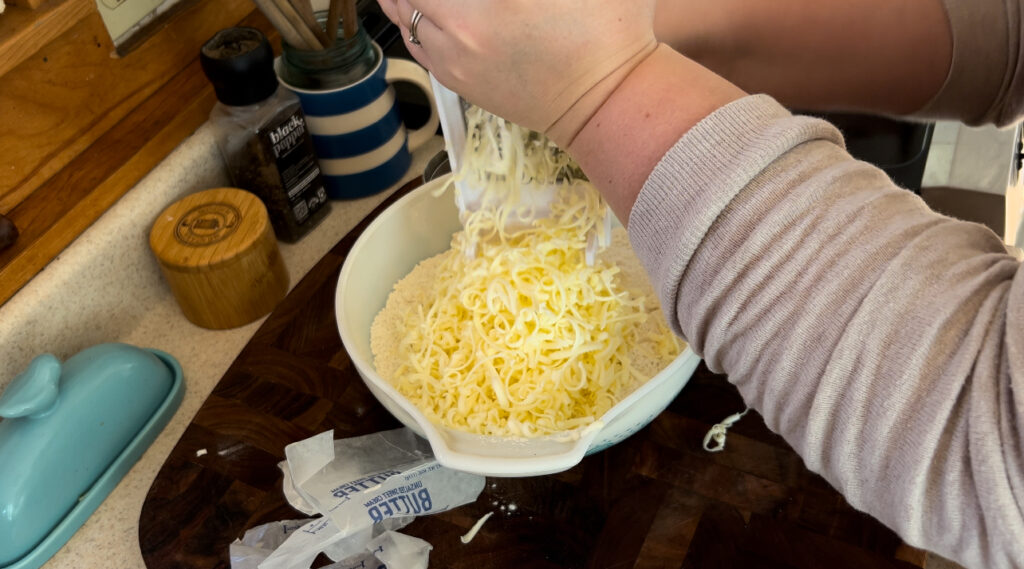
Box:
[275,19,438,199]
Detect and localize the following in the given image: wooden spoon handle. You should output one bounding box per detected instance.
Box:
[270,0,324,49]
[252,0,311,49]
[341,0,358,39]
[288,0,331,47]
[326,0,343,44]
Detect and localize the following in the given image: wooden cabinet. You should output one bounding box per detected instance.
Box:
[0,0,276,305]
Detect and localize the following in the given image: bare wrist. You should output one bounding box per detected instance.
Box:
[567,44,747,221]
[545,39,658,149]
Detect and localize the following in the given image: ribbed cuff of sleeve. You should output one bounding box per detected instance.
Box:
[627,94,845,336]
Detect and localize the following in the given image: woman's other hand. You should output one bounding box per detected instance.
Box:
[653,0,953,116]
[375,0,658,147]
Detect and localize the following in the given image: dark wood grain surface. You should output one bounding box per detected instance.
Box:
[139,179,931,569]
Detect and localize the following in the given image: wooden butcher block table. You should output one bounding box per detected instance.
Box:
[139,180,930,569]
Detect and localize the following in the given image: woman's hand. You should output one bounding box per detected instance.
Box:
[376,0,658,146]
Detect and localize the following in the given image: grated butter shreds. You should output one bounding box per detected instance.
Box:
[370,108,683,438]
[371,228,682,437]
[455,105,587,235]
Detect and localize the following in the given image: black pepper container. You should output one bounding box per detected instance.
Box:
[200,27,329,243]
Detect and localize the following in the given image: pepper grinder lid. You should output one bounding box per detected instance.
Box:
[200,27,278,106]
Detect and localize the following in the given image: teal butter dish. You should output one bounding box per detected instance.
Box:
[0,343,184,569]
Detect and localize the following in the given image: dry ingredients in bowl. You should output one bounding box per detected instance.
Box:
[370,108,683,438]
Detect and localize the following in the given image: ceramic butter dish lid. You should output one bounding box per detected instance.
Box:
[0,343,184,569]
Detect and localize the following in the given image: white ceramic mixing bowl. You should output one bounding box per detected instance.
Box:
[335,176,701,477]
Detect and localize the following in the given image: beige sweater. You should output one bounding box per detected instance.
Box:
[627,1,1024,568]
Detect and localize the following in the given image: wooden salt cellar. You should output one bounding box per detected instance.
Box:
[149,187,289,329]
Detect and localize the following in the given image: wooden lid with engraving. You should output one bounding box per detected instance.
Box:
[149,187,289,329]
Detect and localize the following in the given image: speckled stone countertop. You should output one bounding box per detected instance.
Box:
[0,124,444,569]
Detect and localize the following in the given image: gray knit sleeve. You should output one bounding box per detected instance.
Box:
[629,94,1024,567]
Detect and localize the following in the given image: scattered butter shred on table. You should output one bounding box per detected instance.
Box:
[461,511,495,544]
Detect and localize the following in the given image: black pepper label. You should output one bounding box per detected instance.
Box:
[175,202,241,246]
[260,110,328,225]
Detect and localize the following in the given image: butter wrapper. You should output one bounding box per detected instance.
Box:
[282,428,486,534]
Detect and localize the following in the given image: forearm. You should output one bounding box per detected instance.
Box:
[654,0,953,116]
[627,94,1024,567]
[913,0,1024,126]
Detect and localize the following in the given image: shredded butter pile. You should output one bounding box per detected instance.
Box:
[370,108,682,438]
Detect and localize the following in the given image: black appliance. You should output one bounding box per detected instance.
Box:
[800,112,934,193]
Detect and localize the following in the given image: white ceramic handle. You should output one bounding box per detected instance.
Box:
[359,373,601,477]
[419,425,604,478]
[385,58,440,153]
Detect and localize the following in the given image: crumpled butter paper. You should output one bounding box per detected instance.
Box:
[255,515,413,569]
[229,519,312,569]
[288,429,486,534]
[228,427,485,569]
[328,530,433,569]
